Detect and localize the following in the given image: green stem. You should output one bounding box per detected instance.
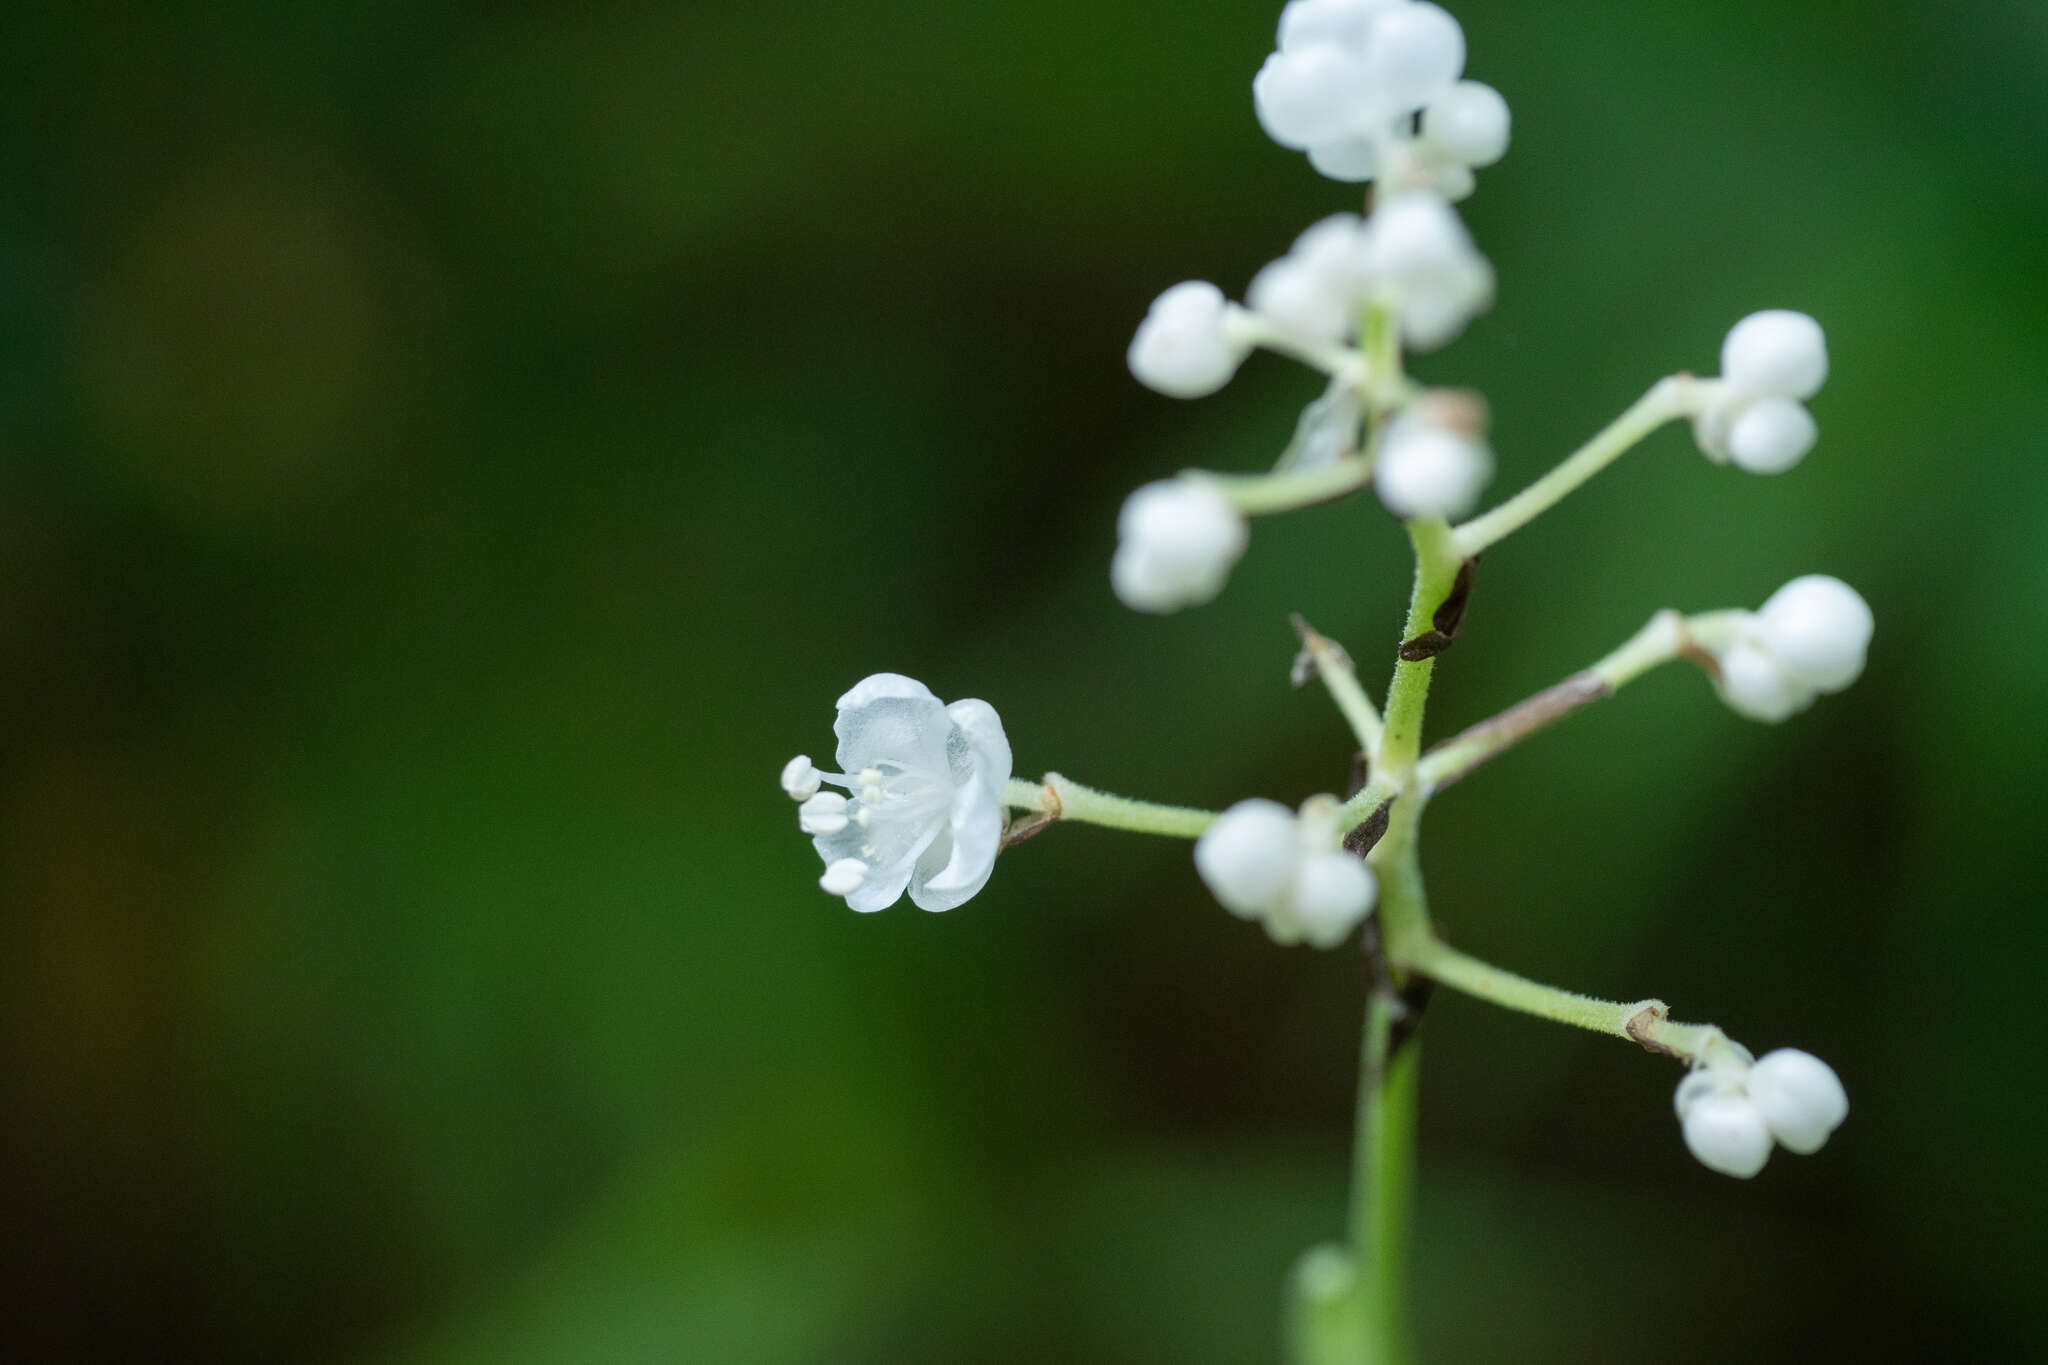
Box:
[1348,990,1417,1365]
[1414,609,1690,793]
[1210,459,1375,516]
[1398,934,1733,1062]
[1449,376,1697,557]
[1001,774,1216,838]
[1375,518,1461,777]
[1294,616,1385,754]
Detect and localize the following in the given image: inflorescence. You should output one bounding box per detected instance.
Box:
[782,0,1862,1194]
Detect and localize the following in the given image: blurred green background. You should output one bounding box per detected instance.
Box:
[4,0,2045,1360]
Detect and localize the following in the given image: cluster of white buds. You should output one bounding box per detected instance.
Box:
[1193,796,1378,948]
[1111,476,1250,613]
[780,674,1012,912]
[1134,192,1494,404]
[1675,1047,1848,1178]
[1374,389,1492,518]
[1708,575,1874,723]
[1254,0,1509,192]
[1694,310,1830,474]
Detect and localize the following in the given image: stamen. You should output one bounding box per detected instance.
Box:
[799,792,849,835]
[779,755,821,801]
[819,859,866,895]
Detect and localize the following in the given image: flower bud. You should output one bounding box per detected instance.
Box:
[1720,309,1828,401]
[1111,477,1249,613]
[1128,281,1252,398]
[1194,799,1300,917]
[1726,396,1817,475]
[1713,639,1813,724]
[1421,80,1510,167]
[1679,1090,1774,1179]
[1745,1048,1849,1156]
[1374,407,1493,519]
[1754,575,1873,693]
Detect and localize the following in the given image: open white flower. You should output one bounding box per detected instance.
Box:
[783,674,1012,912]
[1194,795,1377,948]
[1708,574,1873,723]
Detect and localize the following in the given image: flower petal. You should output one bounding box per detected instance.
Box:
[943,698,1013,797]
[909,781,1003,912]
[834,673,948,776]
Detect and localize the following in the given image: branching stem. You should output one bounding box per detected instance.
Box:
[1000,774,1215,838]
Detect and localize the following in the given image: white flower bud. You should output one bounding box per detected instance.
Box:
[1284,851,1378,948]
[1679,1090,1774,1179]
[1254,45,1375,150]
[1374,410,1493,519]
[798,791,850,835]
[1714,639,1814,724]
[1720,309,1829,401]
[1755,575,1873,693]
[1247,215,1372,342]
[1420,80,1510,167]
[1128,281,1252,399]
[1745,1049,1849,1156]
[1194,799,1300,917]
[1111,477,1249,613]
[1363,3,1466,112]
[1306,136,1382,183]
[1278,0,1397,52]
[780,754,822,801]
[1726,396,1817,475]
[1360,192,1494,351]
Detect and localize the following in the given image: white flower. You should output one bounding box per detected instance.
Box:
[1255,1,1506,189]
[1694,310,1828,473]
[1673,1046,1847,1177]
[788,674,1012,913]
[1128,281,1253,398]
[1194,796,1377,948]
[1359,192,1494,351]
[1374,400,1492,518]
[1112,477,1249,613]
[1709,574,1873,723]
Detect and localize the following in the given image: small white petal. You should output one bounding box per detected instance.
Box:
[1194,799,1299,918]
[1421,81,1510,167]
[1745,1049,1849,1155]
[1128,281,1251,398]
[1715,639,1815,724]
[799,791,849,835]
[1755,575,1873,693]
[1721,309,1829,400]
[1363,3,1466,112]
[780,754,821,800]
[1248,215,1371,341]
[1680,1091,1774,1178]
[820,858,868,897]
[1726,397,1817,475]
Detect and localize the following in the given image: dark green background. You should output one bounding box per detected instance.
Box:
[4,0,2044,1360]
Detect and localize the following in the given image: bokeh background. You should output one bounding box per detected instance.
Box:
[4,0,2046,1360]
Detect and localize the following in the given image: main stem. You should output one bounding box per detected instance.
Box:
[1348,989,1417,1365]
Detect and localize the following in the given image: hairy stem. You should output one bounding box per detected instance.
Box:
[1449,376,1698,556]
[1376,518,1462,777]
[1398,934,1732,1062]
[1415,609,1690,792]
[1001,774,1216,838]
[1294,615,1385,753]
[1348,989,1417,1365]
